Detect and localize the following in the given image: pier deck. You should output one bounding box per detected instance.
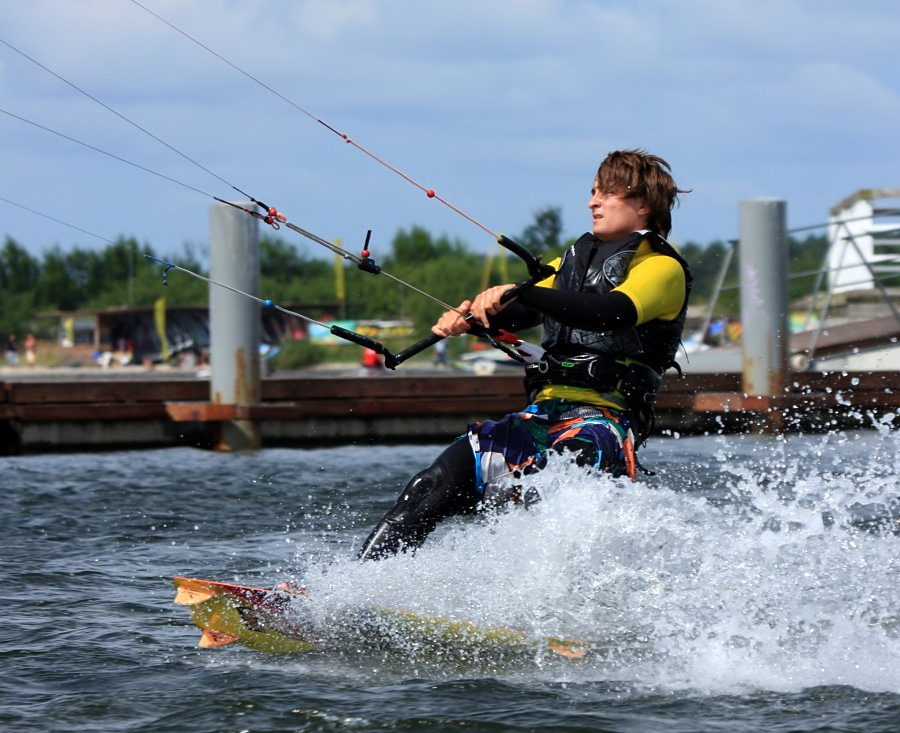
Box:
[1,369,897,454]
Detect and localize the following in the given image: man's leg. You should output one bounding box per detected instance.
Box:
[358,438,479,561]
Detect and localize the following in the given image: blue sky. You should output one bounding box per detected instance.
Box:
[1,0,898,261]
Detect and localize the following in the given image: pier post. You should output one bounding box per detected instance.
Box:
[209,202,261,450]
[739,198,789,430]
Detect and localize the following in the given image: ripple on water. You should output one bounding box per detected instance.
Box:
[1,431,899,731]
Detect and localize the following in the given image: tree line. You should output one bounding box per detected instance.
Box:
[0,207,829,343]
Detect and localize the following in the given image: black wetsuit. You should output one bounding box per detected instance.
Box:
[358,231,691,560]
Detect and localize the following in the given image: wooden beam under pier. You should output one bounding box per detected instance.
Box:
[1,371,897,454]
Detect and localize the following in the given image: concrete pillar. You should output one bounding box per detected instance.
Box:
[209,202,261,450]
[739,198,789,428]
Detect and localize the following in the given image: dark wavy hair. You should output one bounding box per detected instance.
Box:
[595,149,689,237]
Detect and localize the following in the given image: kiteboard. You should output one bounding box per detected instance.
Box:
[173,576,588,659]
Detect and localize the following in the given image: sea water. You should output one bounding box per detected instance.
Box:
[2,421,899,732]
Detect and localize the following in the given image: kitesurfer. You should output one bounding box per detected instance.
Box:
[359,149,692,560]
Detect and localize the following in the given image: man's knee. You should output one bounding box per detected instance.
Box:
[357,440,478,561]
[407,441,479,517]
[552,438,600,469]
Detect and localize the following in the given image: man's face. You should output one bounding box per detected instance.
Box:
[588,181,649,241]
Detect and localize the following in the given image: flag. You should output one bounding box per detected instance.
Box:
[154,297,169,361]
[334,238,346,301]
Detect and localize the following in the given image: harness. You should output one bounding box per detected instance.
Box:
[525,350,663,394]
[523,352,664,446]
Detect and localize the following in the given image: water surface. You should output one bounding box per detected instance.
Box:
[2,423,899,731]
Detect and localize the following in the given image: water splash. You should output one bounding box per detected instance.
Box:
[288,427,899,692]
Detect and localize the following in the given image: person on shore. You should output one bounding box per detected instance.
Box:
[432,339,449,368]
[25,333,37,368]
[360,347,384,371]
[4,332,19,366]
[358,149,692,561]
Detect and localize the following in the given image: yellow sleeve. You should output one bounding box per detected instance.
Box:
[614,244,686,324]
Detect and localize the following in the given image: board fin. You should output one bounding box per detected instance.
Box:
[199,628,239,648]
[547,640,588,659]
[174,586,215,605]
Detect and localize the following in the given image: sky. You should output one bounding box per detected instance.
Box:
[1,0,898,264]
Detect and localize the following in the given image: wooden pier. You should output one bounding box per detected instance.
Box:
[1,370,898,454]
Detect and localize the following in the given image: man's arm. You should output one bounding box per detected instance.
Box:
[516,252,685,330]
[516,288,637,331]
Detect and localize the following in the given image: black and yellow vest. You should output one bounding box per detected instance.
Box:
[524,230,692,443]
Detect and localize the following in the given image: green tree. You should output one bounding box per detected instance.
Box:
[35,247,86,311]
[258,235,339,312]
[679,239,735,305]
[9,209,836,357]
[517,207,564,258]
[260,236,314,280]
[388,226,464,264]
[0,237,41,336]
[788,233,829,302]
[680,233,831,318]
[0,237,41,293]
[339,226,485,331]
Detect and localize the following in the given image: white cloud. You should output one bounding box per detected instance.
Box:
[1,0,898,262]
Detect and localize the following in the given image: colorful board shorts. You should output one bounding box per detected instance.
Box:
[466,399,636,500]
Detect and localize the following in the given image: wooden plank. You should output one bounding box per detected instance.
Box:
[799,372,900,391]
[654,392,697,410]
[165,398,524,423]
[694,389,900,413]
[790,316,900,356]
[693,393,772,412]
[247,397,521,420]
[261,375,524,402]
[165,403,240,422]
[0,403,169,421]
[4,379,207,405]
[665,373,743,393]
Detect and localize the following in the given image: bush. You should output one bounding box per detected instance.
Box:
[271,340,329,370]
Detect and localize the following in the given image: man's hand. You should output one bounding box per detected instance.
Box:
[431,284,516,337]
[468,284,515,329]
[432,300,473,337]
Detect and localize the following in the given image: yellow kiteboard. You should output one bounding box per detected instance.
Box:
[173,576,588,659]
